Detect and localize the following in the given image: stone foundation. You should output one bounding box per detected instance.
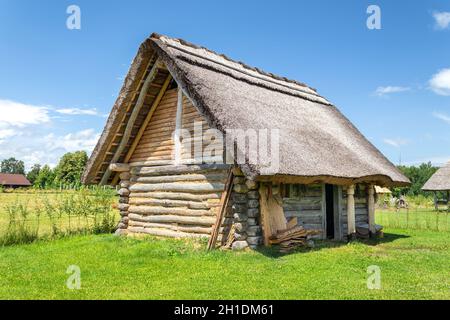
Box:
[115,171,130,235]
[230,169,262,250]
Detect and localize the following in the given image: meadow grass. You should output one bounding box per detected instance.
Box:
[0,228,448,299]
[376,208,450,232]
[0,189,118,245]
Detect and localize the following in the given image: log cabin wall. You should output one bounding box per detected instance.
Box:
[341,184,369,236]
[126,164,230,239]
[281,184,325,238]
[124,88,232,241]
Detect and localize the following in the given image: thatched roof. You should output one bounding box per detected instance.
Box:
[82,33,409,187]
[422,161,450,191]
[0,173,31,187]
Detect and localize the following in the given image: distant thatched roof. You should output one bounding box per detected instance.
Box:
[0,173,31,187]
[82,33,409,187]
[422,161,450,191]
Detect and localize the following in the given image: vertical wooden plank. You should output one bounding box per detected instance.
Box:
[174,87,183,164]
[259,183,273,246]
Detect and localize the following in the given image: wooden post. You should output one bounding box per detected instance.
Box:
[347,184,356,239]
[368,184,376,235]
[173,87,183,165]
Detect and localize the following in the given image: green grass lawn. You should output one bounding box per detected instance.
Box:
[0,228,448,300]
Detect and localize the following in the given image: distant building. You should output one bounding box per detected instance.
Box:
[0,173,32,188]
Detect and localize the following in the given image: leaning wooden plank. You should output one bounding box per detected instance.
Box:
[286,217,298,229]
[207,169,233,250]
[128,213,215,225]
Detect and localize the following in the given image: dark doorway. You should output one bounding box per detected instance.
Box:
[325,184,335,239]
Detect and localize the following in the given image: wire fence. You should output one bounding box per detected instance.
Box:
[0,188,118,246]
[376,208,450,232]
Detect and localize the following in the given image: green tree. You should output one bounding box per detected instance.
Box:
[393,162,438,197]
[34,165,55,189]
[54,151,88,185]
[1,157,25,174]
[26,164,41,184]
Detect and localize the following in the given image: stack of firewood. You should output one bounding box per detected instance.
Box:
[269,225,321,253]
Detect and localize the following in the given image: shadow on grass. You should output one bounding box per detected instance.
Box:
[254,232,411,259]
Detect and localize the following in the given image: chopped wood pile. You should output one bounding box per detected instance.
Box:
[269,224,321,253]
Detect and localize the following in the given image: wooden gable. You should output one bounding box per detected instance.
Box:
[129,87,223,165]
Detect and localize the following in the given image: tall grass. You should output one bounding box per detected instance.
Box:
[0,187,117,246]
[376,208,450,232]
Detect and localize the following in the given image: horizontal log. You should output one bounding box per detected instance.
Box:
[129,160,174,167]
[128,205,214,216]
[128,226,208,239]
[128,213,215,226]
[130,182,225,193]
[128,198,220,209]
[131,156,172,162]
[109,163,130,172]
[128,221,212,234]
[131,164,229,176]
[130,173,226,184]
[129,192,221,202]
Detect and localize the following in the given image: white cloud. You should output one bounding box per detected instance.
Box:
[0,98,101,170]
[0,99,50,127]
[55,107,99,116]
[429,69,450,96]
[0,129,100,171]
[374,86,410,97]
[432,111,450,124]
[383,138,409,147]
[44,129,100,153]
[433,11,450,30]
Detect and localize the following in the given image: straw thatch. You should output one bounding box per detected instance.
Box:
[374,186,392,194]
[82,33,409,187]
[422,161,450,191]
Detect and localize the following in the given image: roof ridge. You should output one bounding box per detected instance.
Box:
[150,32,318,93]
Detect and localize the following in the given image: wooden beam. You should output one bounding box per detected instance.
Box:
[347,184,356,239]
[173,87,183,165]
[207,169,233,250]
[111,74,172,185]
[367,184,376,235]
[100,58,163,185]
[94,55,155,183]
[109,163,130,172]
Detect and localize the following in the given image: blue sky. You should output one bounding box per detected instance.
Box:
[1,0,449,169]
